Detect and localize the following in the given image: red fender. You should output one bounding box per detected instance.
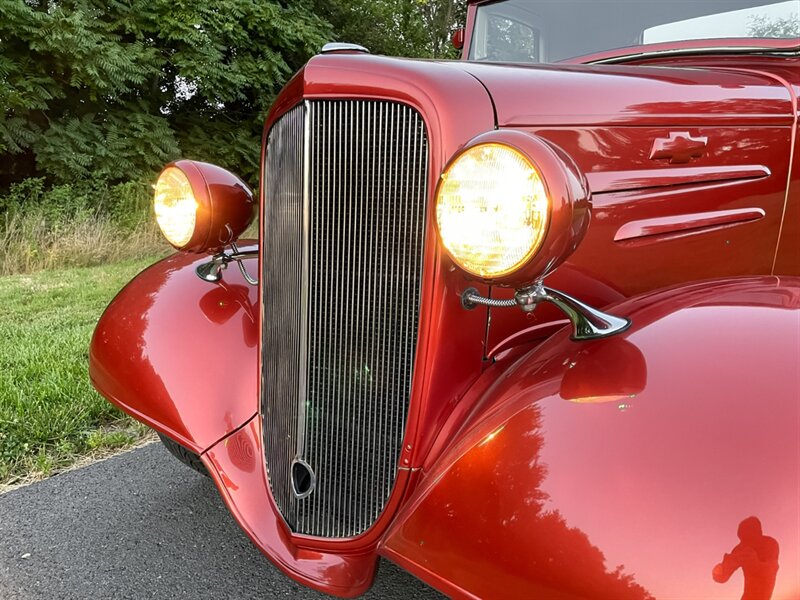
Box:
[90,247,381,596]
[89,246,259,453]
[381,276,800,600]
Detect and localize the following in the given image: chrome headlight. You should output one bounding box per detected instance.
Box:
[153,160,254,253]
[154,166,197,248]
[435,131,591,286]
[436,143,549,279]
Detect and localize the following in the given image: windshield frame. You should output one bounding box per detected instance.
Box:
[463,0,800,64]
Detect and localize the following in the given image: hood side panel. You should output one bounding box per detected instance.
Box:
[453,61,793,127]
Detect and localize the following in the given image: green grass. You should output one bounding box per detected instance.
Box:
[0,256,165,487]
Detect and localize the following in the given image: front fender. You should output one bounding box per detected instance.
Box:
[90,248,382,596]
[89,247,259,453]
[382,276,800,600]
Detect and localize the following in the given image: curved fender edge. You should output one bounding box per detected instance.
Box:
[201,417,378,598]
[89,247,259,453]
[380,276,800,600]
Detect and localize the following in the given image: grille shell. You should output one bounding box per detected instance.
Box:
[261,100,429,538]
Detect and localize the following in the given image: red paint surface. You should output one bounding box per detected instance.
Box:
[585,164,770,194]
[203,419,379,597]
[648,131,708,164]
[613,208,766,242]
[90,37,800,598]
[90,245,259,453]
[775,128,800,275]
[452,61,793,127]
[166,160,254,253]
[383,277,800,600]
[434,129,591,287]
[566,38,800,66]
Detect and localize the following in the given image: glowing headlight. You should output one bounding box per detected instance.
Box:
[154,167,197,249]
[435,143,550,279]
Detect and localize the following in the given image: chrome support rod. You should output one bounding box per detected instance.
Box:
[462,283,631,341]
[195,243,259,284]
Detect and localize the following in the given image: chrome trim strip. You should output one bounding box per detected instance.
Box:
[296,101,312,461]
[587,46,800,65]
[320,42,370,54]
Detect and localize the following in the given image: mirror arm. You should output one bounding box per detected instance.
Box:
[462,282,631,341]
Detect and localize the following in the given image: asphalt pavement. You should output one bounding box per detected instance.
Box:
[0,443,444,600]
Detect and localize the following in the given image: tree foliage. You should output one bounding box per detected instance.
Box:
[748,14,800,38]
[315,0,467,58]
[0,0,466,193]
[0,0,331,188]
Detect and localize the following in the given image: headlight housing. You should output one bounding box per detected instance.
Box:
[435,131,590,286]
[154,160,254,253]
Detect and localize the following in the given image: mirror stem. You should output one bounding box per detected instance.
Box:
[463,283,631,341]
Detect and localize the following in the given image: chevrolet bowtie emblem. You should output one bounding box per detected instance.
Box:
[650,132,708,164]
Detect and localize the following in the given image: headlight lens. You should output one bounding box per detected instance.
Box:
[154,167,197,248]
[436,143,550,279]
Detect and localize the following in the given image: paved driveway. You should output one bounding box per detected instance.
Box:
[0,444,443,599]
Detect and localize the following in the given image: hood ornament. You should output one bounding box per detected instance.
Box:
[320,42,370,54]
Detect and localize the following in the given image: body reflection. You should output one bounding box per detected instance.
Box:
[559,337,647,405]
[713,517,779,600]
[390,401,654,599]
[198,281,258,348]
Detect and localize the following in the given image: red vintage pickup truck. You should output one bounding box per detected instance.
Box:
[90,1,799,598]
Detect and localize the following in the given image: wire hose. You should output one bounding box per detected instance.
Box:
[462,288,517,309]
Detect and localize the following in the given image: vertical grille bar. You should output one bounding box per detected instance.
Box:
[262,99,428,538]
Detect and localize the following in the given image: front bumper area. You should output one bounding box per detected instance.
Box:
[201,417,379,597]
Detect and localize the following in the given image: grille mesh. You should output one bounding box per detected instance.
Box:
[261,100,429,538]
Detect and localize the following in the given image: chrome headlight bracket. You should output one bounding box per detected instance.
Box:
[462,283,631,341]
[196,242,259,285]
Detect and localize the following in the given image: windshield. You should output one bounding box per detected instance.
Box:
[470,0,800,63]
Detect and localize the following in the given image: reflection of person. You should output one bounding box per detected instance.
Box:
[712,517,779,600]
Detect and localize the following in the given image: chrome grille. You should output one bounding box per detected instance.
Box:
[261,100,429,538]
